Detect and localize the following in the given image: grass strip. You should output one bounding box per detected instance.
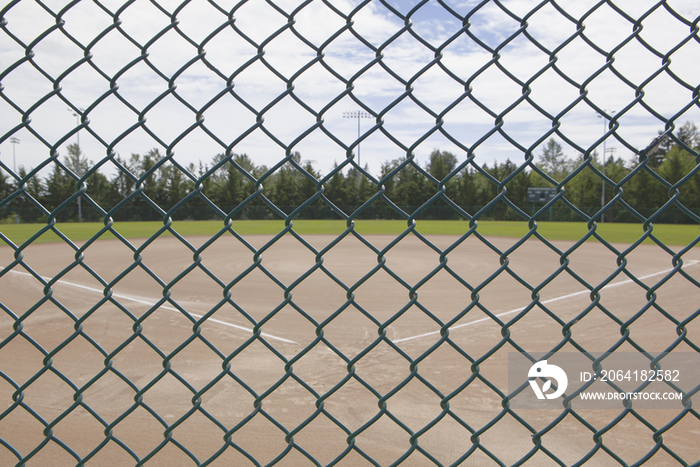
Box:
[0,220,697,247]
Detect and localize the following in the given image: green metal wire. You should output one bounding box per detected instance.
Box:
[1,0,699,465]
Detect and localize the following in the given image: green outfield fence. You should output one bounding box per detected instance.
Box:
[1,0,700,466]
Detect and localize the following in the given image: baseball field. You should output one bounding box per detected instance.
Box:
[0,220,698,465]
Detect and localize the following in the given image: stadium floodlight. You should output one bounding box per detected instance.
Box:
[343,110,372,187]
[9,137,20,173]
[67,108,81,147]
[598,110,615,223]
[68,108,83,222]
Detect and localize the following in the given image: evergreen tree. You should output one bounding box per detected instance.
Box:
[65,144,89,181]
[475,162,498,209]
[456,166,478,210]
[648,121,698,167]
[659,146,697,194]
[271,158,299,209]
[0,168,10,221]
[427,149,457,181]
[675,121,699,150]
[140,149,161,219]
[111,154,138,200]
[84,170,111,221]
[44,160,75,220]
[358,164,375,208]
[427,150,460,204]
[296,161,321,218]
[538,138,571,181]
[15,166,44,223]
[188,161,212,219]
[297,161,320,204]
[224,162,243,208]
[393,158,429,208]
[159,163,186,211]
[324,162,347,208]
[343,166,360,207]
[65,144,90,221]
[503,160,531,213]
[379,160,399,198]
[624,161,665,219]
[564,154,601,214]
[4,122,697,224]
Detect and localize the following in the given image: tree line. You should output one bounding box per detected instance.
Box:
[1,122,699,224]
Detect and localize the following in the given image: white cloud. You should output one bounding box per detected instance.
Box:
[1,0,699,183]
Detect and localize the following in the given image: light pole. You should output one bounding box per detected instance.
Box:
[598,110,615,223]
[343,110,372,187]
[9,137,20,173]
[68,108,82,222]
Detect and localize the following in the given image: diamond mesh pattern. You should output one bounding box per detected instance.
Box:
[1,0,699,466]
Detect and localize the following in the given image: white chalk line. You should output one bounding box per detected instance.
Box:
[7,270,297,344]
[393,260,700,344]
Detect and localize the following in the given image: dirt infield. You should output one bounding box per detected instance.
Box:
[1,233,699,466]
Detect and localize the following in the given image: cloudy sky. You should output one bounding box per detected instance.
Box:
[1,0,699,182]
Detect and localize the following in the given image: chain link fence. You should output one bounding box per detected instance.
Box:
[1,0,700,465]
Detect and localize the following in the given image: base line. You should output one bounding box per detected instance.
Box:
[8,270,297,344]
[393,260,699,344]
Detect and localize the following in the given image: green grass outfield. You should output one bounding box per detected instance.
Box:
[0,220,698,247]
